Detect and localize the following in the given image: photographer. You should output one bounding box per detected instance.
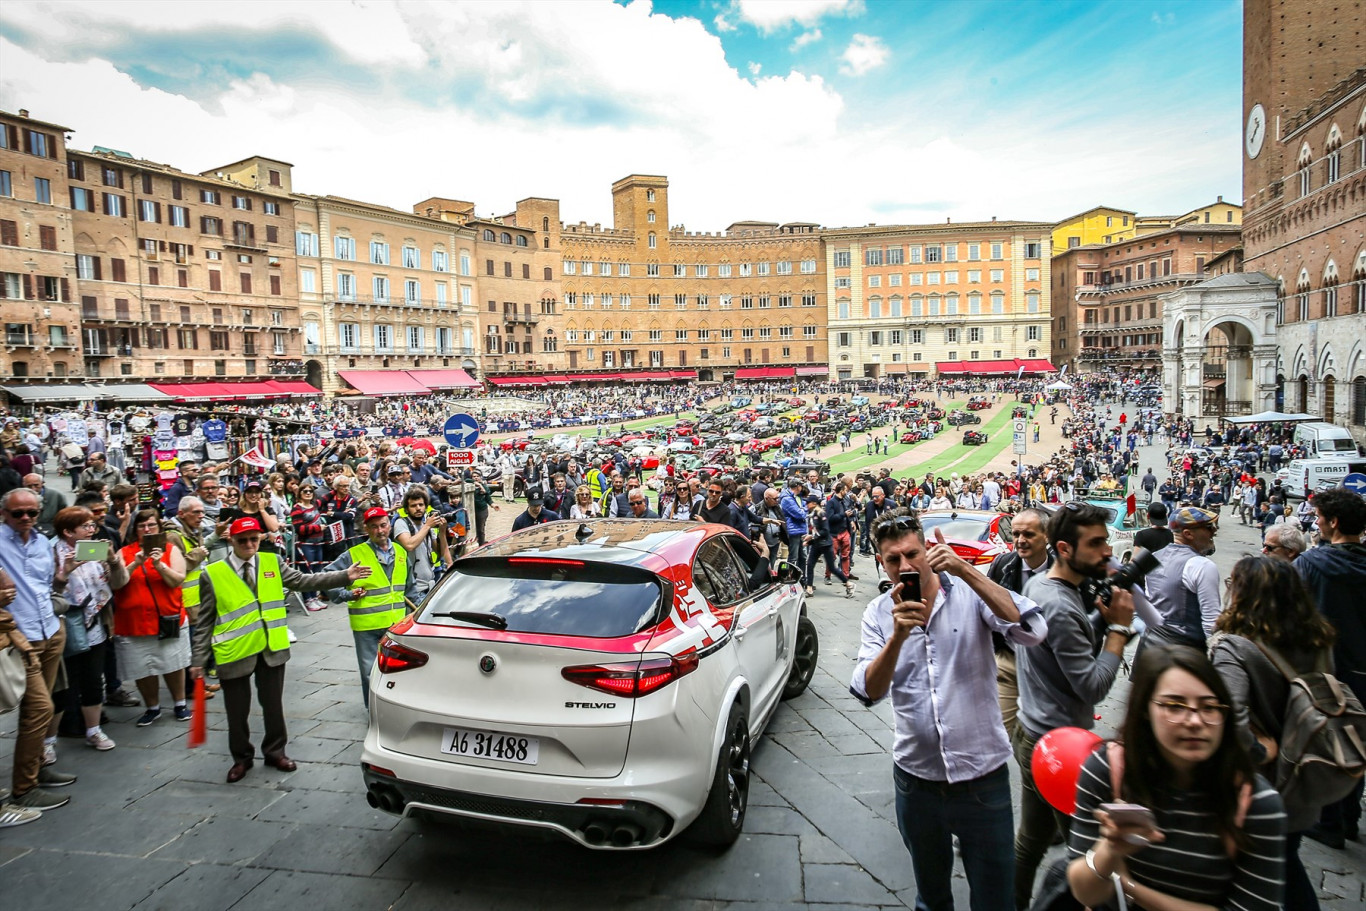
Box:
[392,488,451,605]
[1013,502,1136,910]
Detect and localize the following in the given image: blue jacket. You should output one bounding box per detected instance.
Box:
[779,488,807,537]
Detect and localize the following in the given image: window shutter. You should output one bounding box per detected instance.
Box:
[110,259,124,283]
[22,274,33,299]
[0,220,16,246]
[270,275,281,296]
[93,257,102,281]
[178,270,188,288]
[159,240,167,252]
[148,267,159,286]
[60,277,70,301]
[209,271,221,291]
[240,273,251,294]
[187,246,193,255]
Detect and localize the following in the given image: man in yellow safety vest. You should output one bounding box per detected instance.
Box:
[325,506,417,707]
[190,516,368,783]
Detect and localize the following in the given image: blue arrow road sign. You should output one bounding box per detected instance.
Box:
[443,413,481,449]
[1343,473,1366,495]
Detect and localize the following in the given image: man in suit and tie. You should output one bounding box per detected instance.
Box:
[190,517,369,783]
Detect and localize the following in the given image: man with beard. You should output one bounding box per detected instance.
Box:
[1012,503,1135,909]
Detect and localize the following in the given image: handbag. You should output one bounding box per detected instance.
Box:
[0,645,26,714]
[157,611,181,640]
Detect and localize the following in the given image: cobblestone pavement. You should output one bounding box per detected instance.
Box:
[1,410,1361,909]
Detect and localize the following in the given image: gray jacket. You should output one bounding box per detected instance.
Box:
[1017,575,1122,735]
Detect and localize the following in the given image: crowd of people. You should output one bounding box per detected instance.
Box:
[1,371,1362,911]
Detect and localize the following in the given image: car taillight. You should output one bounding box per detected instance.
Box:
[562,654,699,698]
[376,637,428,673]
[973,552,997,565]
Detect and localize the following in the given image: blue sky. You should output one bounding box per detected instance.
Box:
[0,0,1243,229]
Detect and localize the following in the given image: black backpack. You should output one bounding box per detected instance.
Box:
[1256,641,1366,816]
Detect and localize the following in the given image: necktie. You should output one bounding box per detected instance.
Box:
[241,560,256,595]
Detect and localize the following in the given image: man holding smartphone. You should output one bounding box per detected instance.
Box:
[851,508,1046,911]
[1012,504,1136,910]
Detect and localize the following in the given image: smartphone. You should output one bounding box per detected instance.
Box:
[1098,802,1157,830]
[140,532,167,555]
[899,571,922,603]
[75,540,110,563]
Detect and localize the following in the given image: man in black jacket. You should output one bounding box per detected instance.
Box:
[985,507,1053,739]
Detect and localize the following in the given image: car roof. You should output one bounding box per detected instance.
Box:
[918,509,1003,520]
[473,518,715,572]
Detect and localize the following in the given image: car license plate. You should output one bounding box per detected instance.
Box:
[440,727,539,765]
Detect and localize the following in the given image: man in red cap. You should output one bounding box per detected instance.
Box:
[191,516,368,783]
[324,506,418,707]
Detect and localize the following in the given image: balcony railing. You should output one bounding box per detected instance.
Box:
[1077,273,1203,296]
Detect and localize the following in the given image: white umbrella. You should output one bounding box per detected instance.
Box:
[1044,381,1073,391]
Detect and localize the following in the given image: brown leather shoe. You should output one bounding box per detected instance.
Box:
[264,755,297,772]
[226,760,253,783]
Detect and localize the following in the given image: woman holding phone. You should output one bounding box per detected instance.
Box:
[113,509,191,727]
[1066,645,1285,911]
[52,506,129,751]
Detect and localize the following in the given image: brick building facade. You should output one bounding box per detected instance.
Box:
[1241,0,1366,433]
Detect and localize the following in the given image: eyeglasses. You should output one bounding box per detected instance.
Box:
[6,509,38,518]
[78,522,98,529]
[875,514,921,534]
[1151,700,1228,726]
[629,500,646,506]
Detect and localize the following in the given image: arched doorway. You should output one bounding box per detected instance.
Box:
[1275,374,1285,412]
[1202,319,1255,417]
[305,359,323,391]
[1323,376,1335,422]
[1298,375,1310,413]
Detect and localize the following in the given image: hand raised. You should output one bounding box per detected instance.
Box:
[924,527,969,577]
[346,563,373,582]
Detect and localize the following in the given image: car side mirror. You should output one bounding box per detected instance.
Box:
[775,560,801,585]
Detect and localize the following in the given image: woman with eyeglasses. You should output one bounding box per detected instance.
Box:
[1211,556,1334,909]
[113,509,192,727]
[52,507,130,751]
[1066,644,1285,911]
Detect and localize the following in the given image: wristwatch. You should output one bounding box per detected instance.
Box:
[1106,623,1135,637]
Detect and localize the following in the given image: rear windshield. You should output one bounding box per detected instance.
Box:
[918,515,990,541]
[417,559,665,638]
[1319,438,1355,452]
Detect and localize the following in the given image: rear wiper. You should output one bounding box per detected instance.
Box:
[428,611,508,630]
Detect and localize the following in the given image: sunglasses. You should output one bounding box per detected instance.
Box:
[875,514,920,533]
[7,509,39,518]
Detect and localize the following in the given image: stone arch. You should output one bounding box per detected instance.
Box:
[1317,343,1338,380]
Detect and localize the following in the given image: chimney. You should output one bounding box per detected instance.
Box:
[18,109,29,118]
[991,216,997,222]
[1217,195,1223,203]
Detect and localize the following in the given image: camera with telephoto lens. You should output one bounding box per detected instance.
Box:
[1093,547,1161,608]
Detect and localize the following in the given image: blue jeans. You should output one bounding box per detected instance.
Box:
[894,763,1014,911]
[353,628,385,708]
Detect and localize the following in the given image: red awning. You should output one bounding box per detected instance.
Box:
[150,382,255,401]
[935,361,967,375]
[972,360,1020,374]
[261,380,322,396]
[795,366,828,375]
[734,367,767,380]
[767,367,796,378]
[670,370,698,380]
[337,370,430,396]
[404,369,480,389]
[1017,359,1057,373]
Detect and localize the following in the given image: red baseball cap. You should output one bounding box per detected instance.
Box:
[228,516,262,536]
[362,506,389,524]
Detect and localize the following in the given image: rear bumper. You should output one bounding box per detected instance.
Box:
[362,765,676,849]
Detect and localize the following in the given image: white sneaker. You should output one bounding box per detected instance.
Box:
[304,598,328,612]
[41,742,56,767]
[0,802,41,828]
[845,580,857,599]
[86,731,116,751]
[287,628,299,644]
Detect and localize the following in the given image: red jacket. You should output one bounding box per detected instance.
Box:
[113,544,184,637]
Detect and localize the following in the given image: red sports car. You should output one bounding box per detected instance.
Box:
[916,509,1015,567]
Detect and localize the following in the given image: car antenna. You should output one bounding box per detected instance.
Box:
[575,523,594,542]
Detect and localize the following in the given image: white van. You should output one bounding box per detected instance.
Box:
[1278,457,1366,499]
[1293,422,1358,459]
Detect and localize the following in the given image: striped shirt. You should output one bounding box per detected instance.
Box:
[1068,749,1285,911]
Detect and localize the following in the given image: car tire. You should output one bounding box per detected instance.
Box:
[688,701,750,848]
[782,615,819,701]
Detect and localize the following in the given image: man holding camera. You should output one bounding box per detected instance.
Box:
[851,509,1046,911]
[1013,503,1136,910]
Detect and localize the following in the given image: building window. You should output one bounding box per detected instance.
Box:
[648,232,656,249]
[1298,144,1313,197]
[370,241,389,265]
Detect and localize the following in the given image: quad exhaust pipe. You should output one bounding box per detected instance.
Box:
[366,784,405,814]
[582,820,644,847]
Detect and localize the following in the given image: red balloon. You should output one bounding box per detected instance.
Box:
[1031,727,1103,814]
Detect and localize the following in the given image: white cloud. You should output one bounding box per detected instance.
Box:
[713,13,735,32]
[0,0,1241,230]
[748,61,763,75]
[838,33,888,76]
[733,0,861,34]
[1151,11,1176,26]
[790,29,822,52]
